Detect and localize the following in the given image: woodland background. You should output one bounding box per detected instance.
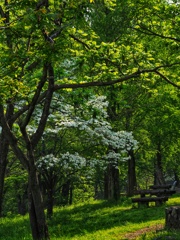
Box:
[0,0,179,239]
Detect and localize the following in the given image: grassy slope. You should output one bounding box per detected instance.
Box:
[1,195,180,240]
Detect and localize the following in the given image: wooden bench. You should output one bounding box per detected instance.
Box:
[132,196,169,207]
[135,189,176,198]
[149,184,172,190]
[132,183,176,208]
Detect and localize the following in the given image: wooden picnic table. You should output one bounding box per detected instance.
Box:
[132,184,176,207]
[132,196,169,207]
[135,189,176,198]
[149,184,172,190]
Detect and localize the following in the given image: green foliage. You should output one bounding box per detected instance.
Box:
[73,183,95,204]
[0,0,180,238]
[3,169,28,215]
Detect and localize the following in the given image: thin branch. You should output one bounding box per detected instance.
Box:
[50,29,62,39]
[54,72,140,90]
[31,64,54,149]
[0,6,5,18]
[19,64,48,130]
[54,63,180,90]
[155,70,180,89]
[26,60,41,71]
[133,26,180,42]
[69,34,90,49]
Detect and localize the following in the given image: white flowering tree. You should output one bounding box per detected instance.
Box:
[29,92,138,215]
[36,153,86,217]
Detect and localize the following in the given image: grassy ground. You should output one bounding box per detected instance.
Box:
[1,195,180,240]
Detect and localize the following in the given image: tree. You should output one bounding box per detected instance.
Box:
[0,0,179,239]
[84,0,180,196]
[34,94,138,213]
[4,160,28,215]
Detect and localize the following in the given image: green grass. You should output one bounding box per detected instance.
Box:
[1,195,180,239]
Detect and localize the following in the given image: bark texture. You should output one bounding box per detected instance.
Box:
[127,149,137,197]
[28,161,50,240]
[165,206,180,229]
[104,163,120,200]
[0,103,14,217]
[0,63,54,239]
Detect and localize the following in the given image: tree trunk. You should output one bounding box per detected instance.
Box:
[69,185,73,205]
[0,160,7,217]
[0,104,14,217]
[28,164,49,240]
[165,206,180,229]
[94,179,104,200]
[104,163,120,200]
[127,149,137,197]
[0,141,8,217]
[154,142,165,185]
[61,180,71,205]
[47,188,54,218]
[18,189,28,215]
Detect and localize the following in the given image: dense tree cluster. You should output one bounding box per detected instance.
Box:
[0,0,179,239]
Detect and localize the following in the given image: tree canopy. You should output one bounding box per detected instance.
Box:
[0,0,179,239]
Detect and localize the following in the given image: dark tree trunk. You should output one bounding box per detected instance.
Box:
[47,188,54,218]
[0,143,8,217]
[28,163,49,240]
[69,185,73,205]
[20,64,53,239]
[0,104,14,217]
[154,142,165,185]
[94,167,104,200]
[127,149,137,197]
[0,1,13,218]
[104,163,120,200]
[94,180,103,200]
[0,162,6,217]
[165,206,180,229]
[18,189,28,215]
[61,180,71,205]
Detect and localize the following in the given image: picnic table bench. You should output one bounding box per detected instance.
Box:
[135,189,176,198]
[132,183,176,207]
[132,196,169,207]
[149,184,172,190]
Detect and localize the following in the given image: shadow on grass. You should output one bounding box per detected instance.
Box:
[1,196,177,240]
[49,199,167,238]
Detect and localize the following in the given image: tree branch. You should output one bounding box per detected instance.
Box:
[155,70,180,89]
[0,105,29,169]
[19,64,48,130]
[10,63,180,124]
[69,34,90,49]
[0,6,5,18]
[31,64,54,149]
[133,25,180,43]
[54,63,180,90]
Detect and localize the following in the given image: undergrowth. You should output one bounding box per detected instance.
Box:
[0,195,180,239]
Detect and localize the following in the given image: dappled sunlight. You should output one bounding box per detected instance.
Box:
[49,199,167,239]
[1,195,180,240]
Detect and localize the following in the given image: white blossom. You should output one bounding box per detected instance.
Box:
[33,94,138,175]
